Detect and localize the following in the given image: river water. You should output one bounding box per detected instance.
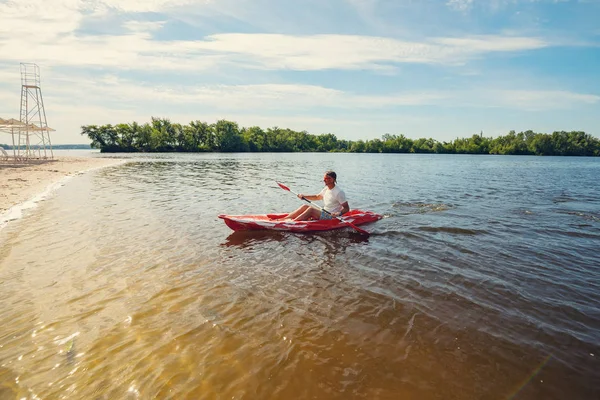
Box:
[0,152,598,399]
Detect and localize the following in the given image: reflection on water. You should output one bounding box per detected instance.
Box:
[222,230,290,248]
[222,229,372,249]
[0,153,599,399]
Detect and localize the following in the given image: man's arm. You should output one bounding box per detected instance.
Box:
[333,201,350,217]
[297,193,323,201]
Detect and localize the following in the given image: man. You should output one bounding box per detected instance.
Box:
[281,170,350,221]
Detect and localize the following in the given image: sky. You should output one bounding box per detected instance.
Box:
[0,0,599,144]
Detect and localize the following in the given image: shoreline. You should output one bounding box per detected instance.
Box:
[0,156,126,229]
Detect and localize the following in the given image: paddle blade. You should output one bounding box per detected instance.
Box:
[276,182,291,192]
[337,216,370,236]
[347,222,370,236]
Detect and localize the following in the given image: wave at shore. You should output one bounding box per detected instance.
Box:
[0,157,126,230]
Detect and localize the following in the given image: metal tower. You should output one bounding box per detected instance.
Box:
[17,63,54,160]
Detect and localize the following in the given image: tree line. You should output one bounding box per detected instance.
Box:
[79,117,600,156]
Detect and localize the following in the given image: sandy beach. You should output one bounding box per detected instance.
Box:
[0,156,125,216]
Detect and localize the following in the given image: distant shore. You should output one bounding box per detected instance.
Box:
[80,119,600,155]
[0,156,125,220]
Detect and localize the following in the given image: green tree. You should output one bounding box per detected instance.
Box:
[349,140,366,153]
[364,138,383,153]
[214,120,245,152]
[185,120,212,151]
[135,123,153,152]
[81,125,104,149]
[411,138,436,153]
[529,134,554,155]
[316,133,338,152]
[242,126,267,152]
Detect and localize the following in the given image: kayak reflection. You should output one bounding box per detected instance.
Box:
[222,228,370,249]
[221,230,288,248]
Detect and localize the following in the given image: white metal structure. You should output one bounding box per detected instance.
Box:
[16,63,54,160]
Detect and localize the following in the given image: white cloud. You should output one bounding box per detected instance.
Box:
[4,66,596,117]
[0,0,557,73]
[99,0,202,13]
[445,0,583,13]
[33,70,600,114]
[446,0,475,12]
[0,29,550,73]
[192,33,548,70]
[490,89,600,110]
[0,0,83,37]
[39,73,450,110]
[433,35,546,52]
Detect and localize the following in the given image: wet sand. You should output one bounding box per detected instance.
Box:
[0,157,125,216]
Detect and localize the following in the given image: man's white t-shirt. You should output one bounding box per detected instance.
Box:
[318,185,347,214]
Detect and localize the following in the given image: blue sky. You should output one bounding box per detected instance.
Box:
[0,0,599,144]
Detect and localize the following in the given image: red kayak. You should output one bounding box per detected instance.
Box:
[218,210,382,233]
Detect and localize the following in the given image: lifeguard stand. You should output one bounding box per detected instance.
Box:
[16,63,54,160]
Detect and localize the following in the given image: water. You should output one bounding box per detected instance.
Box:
[0,153,598,399]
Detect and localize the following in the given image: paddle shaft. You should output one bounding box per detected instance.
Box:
[276,182,370,236]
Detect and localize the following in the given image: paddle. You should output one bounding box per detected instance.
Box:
[276,181,370,237]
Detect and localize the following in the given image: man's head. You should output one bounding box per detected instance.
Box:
[324,170,337,184]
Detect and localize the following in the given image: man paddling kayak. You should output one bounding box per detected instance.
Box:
[280,171,350,221]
